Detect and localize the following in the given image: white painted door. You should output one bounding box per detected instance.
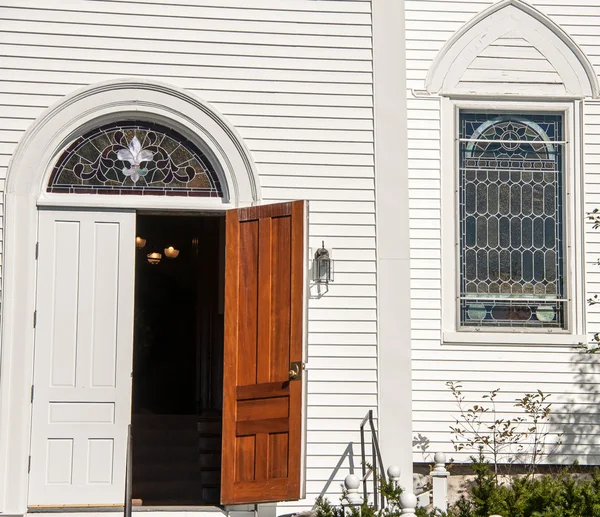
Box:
[28,209,136,507]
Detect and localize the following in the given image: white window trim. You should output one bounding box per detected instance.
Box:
[441,98,587,346]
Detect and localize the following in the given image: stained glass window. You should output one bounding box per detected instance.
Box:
[48,121,223,197]
[459,113,565,328]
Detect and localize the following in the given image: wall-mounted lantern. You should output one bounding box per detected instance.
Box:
[313,241,333,285]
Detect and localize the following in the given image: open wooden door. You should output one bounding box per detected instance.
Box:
[221,201,306,505]
[28,209,135,506]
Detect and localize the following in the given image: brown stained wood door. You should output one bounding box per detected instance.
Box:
[221,201,306,505]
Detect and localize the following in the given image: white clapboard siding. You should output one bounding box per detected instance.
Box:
[0,24,374,59]
[82,0,372,12]
[406,0,600,467]
[0,0,376,512]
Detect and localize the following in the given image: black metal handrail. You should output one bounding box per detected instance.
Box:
[124,424,133,517]
[360,410,386,510]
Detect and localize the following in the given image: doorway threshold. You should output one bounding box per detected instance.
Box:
[134,508,223,513]
[27,507,225,515]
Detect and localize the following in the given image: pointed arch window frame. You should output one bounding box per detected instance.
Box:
[424,0,599,99]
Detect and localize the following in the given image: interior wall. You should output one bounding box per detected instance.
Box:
[132,215,223,416]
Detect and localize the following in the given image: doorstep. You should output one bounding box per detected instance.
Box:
[27,507,228,517]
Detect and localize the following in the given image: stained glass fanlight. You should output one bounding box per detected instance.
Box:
[48,121,223,197]
[458,113,565,328]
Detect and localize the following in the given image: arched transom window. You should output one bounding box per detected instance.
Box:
[48,121,223,197]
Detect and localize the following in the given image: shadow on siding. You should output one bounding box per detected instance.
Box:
[551,350,600,465]
[312,442,356,509]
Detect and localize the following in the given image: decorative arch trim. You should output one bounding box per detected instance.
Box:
[425,0,599,98]
[6,78,260,205]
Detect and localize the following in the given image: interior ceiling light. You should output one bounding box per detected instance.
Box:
[135,236,146,249]
[164,246,180,259]
[147,252,162,265]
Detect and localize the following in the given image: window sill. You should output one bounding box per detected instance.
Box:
[442,331,587,346]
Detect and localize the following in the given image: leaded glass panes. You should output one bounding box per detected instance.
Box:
[48,121,223,197]
[459,113,565,328]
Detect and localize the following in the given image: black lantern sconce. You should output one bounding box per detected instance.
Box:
[313,241,333,285]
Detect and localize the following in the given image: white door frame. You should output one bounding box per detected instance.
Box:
[0,79,260,514]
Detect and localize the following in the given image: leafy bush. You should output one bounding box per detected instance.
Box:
[315,455,600,517]
[442,455,600,517]
[317,381,597,517]
[447,382,562,477]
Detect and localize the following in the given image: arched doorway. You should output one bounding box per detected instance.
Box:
[1,80,305,513]
[31,118,230,506]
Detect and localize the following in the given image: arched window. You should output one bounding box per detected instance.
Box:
[48,121,223,197]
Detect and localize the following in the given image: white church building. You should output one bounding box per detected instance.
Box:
[0,0,599,516]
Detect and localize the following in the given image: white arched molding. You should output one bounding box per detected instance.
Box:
[425,0,599,98]
[0,79,259,514]
[8,79,260,205]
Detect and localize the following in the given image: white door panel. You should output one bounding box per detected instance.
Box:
[29,209,135,507]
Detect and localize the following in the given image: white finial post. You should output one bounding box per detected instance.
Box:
[431,452,449,512]
[399,492,417,517]
[344,474,362,506]
[387,465,401,487]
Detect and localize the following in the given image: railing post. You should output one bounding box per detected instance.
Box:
[387,465,401,487]
[360,413,368,503]
[343,474,362,515]
[344,474,362,506]
[431,452,449,513]
[399,492,416,517]
[372,431,378,510]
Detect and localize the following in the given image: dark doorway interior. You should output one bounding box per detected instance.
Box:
[131,213,225,506]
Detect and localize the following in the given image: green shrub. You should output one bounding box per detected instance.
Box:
[315,474,410,517]
[441,456,600,517]
[316,455,600,517]
[317,380,597,517]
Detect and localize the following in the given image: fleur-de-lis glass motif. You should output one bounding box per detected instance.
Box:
[117,136,154,183]
[47,122,223,197]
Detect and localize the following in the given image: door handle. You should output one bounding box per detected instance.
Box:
[289,361,305,380]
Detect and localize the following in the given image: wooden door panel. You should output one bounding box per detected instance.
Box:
[222,201,305,505]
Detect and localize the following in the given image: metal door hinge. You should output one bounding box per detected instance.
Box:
[31,385,34,403]
[35,242,39,260]
[33,311,37,328]
[28,456,31,473]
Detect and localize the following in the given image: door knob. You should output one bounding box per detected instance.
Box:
[289,361,305,380]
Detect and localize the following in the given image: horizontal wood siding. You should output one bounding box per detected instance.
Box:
[0,0,374,511]
[407,0,600,465]
[457,33,564,94]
